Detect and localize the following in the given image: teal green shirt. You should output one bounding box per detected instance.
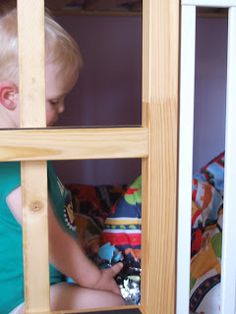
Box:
[0,162,77,313]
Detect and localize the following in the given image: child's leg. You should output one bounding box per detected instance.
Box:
[50,282,125,310]
[10,282,124,313]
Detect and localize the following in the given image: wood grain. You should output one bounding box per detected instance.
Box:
[0,127,148,161]
[15,0,180,312]
[141,0,179,313]
[17,0,50,312]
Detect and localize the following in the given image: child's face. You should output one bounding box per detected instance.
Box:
[0,63,76,128]
[45,62,76,126]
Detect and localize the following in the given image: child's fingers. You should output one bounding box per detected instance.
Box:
[109,262,123,277]
[112,281,122,295]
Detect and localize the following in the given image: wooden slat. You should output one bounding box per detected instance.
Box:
[52,304,139,313]
[141,0,179,313]
[15,0,179,313]
[177,5,196,314]
[84,0,140,10]
[0,127,148,161]
[52,9,141,16]
[18,2,46,128]
[47,0,142,15]
[182,0,236,7]
[21,161,49,311]
[221,6,236,314]
[17,0,50,312]
[197,7,227,17]
[18,304,139,314]
[45,0,73,11]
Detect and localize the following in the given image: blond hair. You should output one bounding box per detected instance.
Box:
[0,6,83,84]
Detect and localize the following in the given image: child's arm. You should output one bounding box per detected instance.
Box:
[6,186,122,295]
[47,199,122,294]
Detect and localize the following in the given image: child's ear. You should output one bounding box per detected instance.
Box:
[0,81,18,111]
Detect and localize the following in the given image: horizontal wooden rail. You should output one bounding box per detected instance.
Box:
[14,304,139,314]
[0,127,148,161]
[52,304,140,313]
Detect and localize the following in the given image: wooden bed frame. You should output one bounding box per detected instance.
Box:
[2,0,236,313]
[4,0,179,313]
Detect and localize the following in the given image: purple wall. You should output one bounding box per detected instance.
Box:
[54,15,142,185]
[53,15,227,184]
[193,17,227,172]
[56,15,142,127]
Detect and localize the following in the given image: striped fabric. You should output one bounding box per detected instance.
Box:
[101,175,141,259]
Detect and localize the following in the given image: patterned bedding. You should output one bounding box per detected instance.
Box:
[190,152,224,313]
[66,182,127,255]
[67,151,224,311]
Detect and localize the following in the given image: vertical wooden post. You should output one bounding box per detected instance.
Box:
[141,0,180,313]
[17,0,50,312]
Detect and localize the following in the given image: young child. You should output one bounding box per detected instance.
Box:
[0,5,124,314]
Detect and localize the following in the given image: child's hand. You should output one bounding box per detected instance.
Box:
[94,262,123,295]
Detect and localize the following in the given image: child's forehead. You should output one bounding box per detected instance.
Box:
[45,62,77,96]
[45,62,62,78]
[46,61,78,80]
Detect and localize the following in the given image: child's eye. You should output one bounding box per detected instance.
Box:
[49,99,60,106]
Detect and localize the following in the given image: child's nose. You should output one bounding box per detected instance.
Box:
[58,103,65,113]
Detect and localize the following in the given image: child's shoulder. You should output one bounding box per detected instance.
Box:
[0,161,21,196]
[0,161,20,174]
[0,161,20,176]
